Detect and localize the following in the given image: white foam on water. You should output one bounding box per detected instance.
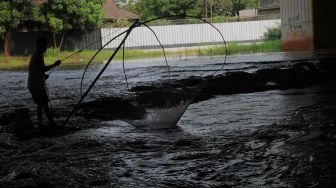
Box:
[126,100,191,129]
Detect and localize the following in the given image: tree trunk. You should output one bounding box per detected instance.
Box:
[210,3,213,19]
[52,32,65,50]
[58,33,65,50]
[53,34,57,48]
[3,30,11,58]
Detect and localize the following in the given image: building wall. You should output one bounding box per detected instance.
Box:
[258,0,280,16]
[280,0,314,51]
[258,0,280,8]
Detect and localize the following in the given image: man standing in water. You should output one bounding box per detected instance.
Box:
[27,37,61,129]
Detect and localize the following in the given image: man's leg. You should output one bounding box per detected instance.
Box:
[42,102,57,127]
[37,104,43,128]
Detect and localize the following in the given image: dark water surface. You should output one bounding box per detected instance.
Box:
[1,53,336,187]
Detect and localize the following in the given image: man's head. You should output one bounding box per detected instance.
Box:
[36,37,48,53]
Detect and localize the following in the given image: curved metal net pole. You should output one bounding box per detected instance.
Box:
[63,15,227,126]
[143,23,171,76]
[48,28,126,75]
[80,29,129,97]
[139,15,227,76]
[122,43,129,90]
[63,20,140,126]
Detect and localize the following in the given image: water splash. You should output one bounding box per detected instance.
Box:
[125,100,191,129]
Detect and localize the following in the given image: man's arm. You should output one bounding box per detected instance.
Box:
[41,60,62,72]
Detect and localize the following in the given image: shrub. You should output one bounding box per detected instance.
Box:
[114,19,132,27]
[45,48,60,56]
[264,25,281,40]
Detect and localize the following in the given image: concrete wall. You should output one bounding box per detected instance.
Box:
[6,29,101,55]
[3,20,280,55]
[101,20,281,49]
[280,0,314,51]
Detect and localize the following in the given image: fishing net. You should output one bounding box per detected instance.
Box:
[125,100,191,129]
[62,16,227,128]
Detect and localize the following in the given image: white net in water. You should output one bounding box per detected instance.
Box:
[126,100,191,129]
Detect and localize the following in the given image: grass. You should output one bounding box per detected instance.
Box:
[0,56,31,70]
[222,40,282,55]
[0,40,281,70]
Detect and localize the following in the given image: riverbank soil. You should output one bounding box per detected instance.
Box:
[1,55,336,187]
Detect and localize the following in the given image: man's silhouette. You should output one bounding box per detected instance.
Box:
[27,37,61,129]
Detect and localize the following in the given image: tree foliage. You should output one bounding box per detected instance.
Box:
[123,0,257,20]
[244,0,257,9]
[0,0,106,55]
[0,0,32,57]
[231,0,245,18]
[40,0,106,48]
[127,0,198,20]
[214,0,234,16]
[197,0,233,18]
[231,0,256,18]
[0,1,22,31]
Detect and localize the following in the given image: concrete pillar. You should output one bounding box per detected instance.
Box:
[281,0,336,51]
[280,0,314,51]
[313,1,336,49]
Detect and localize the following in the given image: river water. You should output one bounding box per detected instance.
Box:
[1,52,336,187]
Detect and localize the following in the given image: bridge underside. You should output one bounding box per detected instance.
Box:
[281,0,336,51]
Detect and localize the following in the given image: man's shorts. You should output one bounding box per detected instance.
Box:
[29,89,49,104]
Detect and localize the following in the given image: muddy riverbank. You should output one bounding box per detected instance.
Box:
[75,58,336,125]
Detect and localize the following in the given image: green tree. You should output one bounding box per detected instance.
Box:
[231,0,257,19]
[125,0,235,20]
[123,0,139,15]
[124,0,255,21]
[245,0,257,9]
[200,0,233,17]
[40,0,105,49]
[126,0,198,20]
[231,0,245,19]
[197,0,214,18]
[0,0,33,57]
[214,0,233,16]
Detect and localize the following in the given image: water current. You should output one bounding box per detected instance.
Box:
[1,52,336,187]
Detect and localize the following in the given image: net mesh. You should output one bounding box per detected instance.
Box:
[125,100,191,129]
